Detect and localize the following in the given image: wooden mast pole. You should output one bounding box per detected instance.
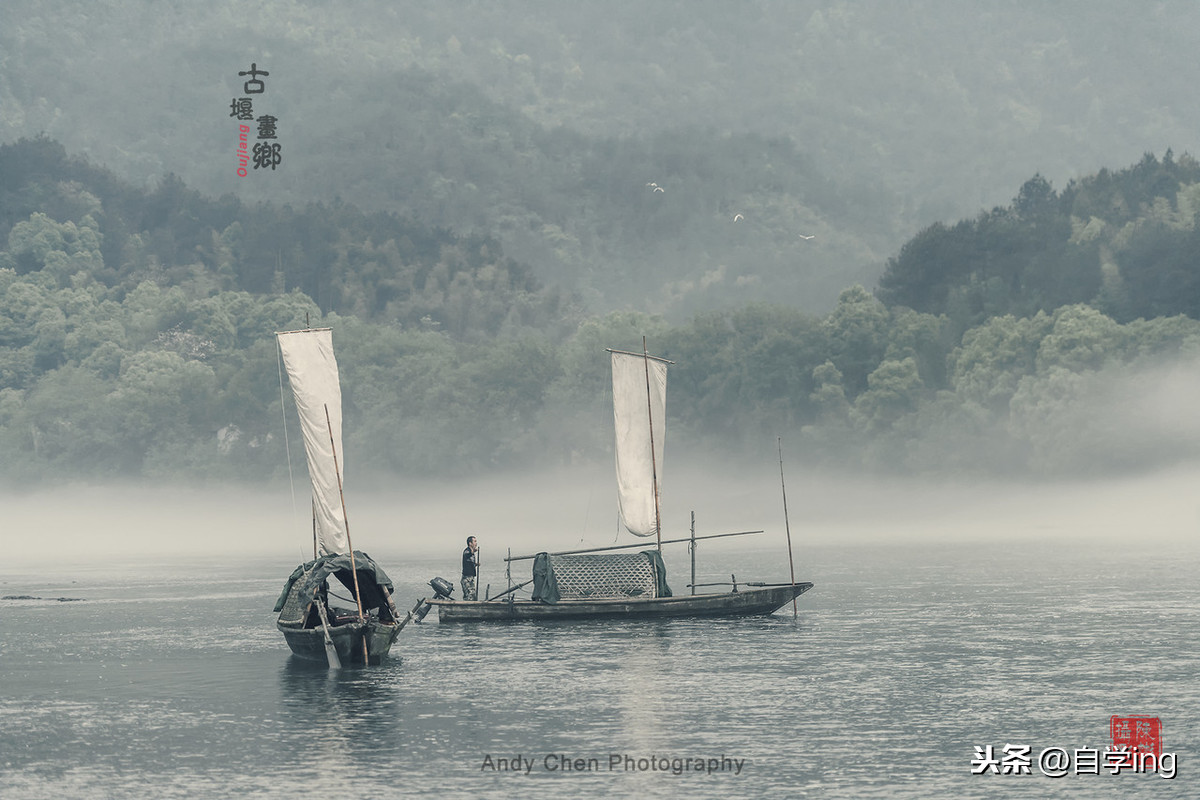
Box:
[642,336,663,552]
[777,437,798,618]
[690,511,696,596]
[325,404,369,665]
[325,405,364,618]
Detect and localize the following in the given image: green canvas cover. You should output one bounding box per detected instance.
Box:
[643,549,673,599]
[531,550,672,604]
[273,551,394,622]
[531,552,560,603]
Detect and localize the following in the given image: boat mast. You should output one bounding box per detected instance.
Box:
[325,404,369,666]
[324,400,364,618]
[642,336,663,552]
[690,511,696,596]
[777,437,798,618]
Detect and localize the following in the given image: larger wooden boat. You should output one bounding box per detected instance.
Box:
[426,342,813,623]
[430,582,813,622]
[271,328,405,666]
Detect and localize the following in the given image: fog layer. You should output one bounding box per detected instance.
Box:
[7,460,1198,567]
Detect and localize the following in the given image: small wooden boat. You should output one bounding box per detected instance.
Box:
[274,551,403,663]
[273,328,407,666]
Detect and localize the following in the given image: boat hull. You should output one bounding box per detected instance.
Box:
[277,619,401,665]
[430,582,813,622]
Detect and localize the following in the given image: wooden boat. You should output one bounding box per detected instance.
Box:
[424,341,813,624]
[274,550,402,663]
[430,582,813,622]
[272,327,407,666]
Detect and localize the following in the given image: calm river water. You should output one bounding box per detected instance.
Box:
[1,537,1195,799]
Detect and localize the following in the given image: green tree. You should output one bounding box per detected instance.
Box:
[853,357,924,434]
[885,307,950,389]
[821,285,889,397]
[109,350,217,474]
[1035,305,1123,374]
[809,360,850,424]
[7,212,103,285]
[949,312,1053,412]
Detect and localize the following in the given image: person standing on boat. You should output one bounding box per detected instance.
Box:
[461,536,480,600]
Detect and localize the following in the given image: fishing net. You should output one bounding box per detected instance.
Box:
[531,551,672,603]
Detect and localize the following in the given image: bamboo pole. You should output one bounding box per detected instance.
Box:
[505,529,764,562]
[606,348,673,365]
[507,548,513,607]
[381,584,402,623]
[642,337,663,552]
[688,581,808,589]
[315,598,342,669]
[486,579,533,601]
[690,511,696,596]
[778,437,798,618]
[325,404,368,665]
[394,598,425,634]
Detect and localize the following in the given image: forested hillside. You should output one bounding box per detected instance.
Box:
[879,152,1200,327]
[0,137,573,338]
[3,140,1199,485]
[4,1,1199,315]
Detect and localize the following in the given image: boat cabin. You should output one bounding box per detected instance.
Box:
[274,551,399,630]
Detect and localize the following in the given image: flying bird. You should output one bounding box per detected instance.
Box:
[798,234,815,240]
[733,214,744,222]
[654,186,664,193]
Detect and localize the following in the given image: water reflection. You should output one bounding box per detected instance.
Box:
[277,656,408,771]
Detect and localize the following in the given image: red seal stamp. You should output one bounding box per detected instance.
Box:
[1110,715,1162,759]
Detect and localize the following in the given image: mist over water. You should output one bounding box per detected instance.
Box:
[8,459,1200,566]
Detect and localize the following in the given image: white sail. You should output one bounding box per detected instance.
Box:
[611,350,668,537]
[277,328,349,555]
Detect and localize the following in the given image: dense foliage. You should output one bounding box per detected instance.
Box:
[0,137,573,339]
[879,153,1200,328]
[11,2,1200,316]
[0,1,902,315]
[3,140,1200,484]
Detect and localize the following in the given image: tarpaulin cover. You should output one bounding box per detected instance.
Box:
[274,551,394,623]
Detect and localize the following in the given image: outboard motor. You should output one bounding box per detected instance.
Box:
[413,577,455,623]
[429,576,455,600]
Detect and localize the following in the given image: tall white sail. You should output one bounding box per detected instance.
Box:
[277,328,349,555]
[611,350,668,537]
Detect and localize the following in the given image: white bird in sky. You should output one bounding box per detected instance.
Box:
[654,186,664,193]
[798,234,815,240]
[733,214,744,222]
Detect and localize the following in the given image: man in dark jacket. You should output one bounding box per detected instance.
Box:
[461,536,479,600]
